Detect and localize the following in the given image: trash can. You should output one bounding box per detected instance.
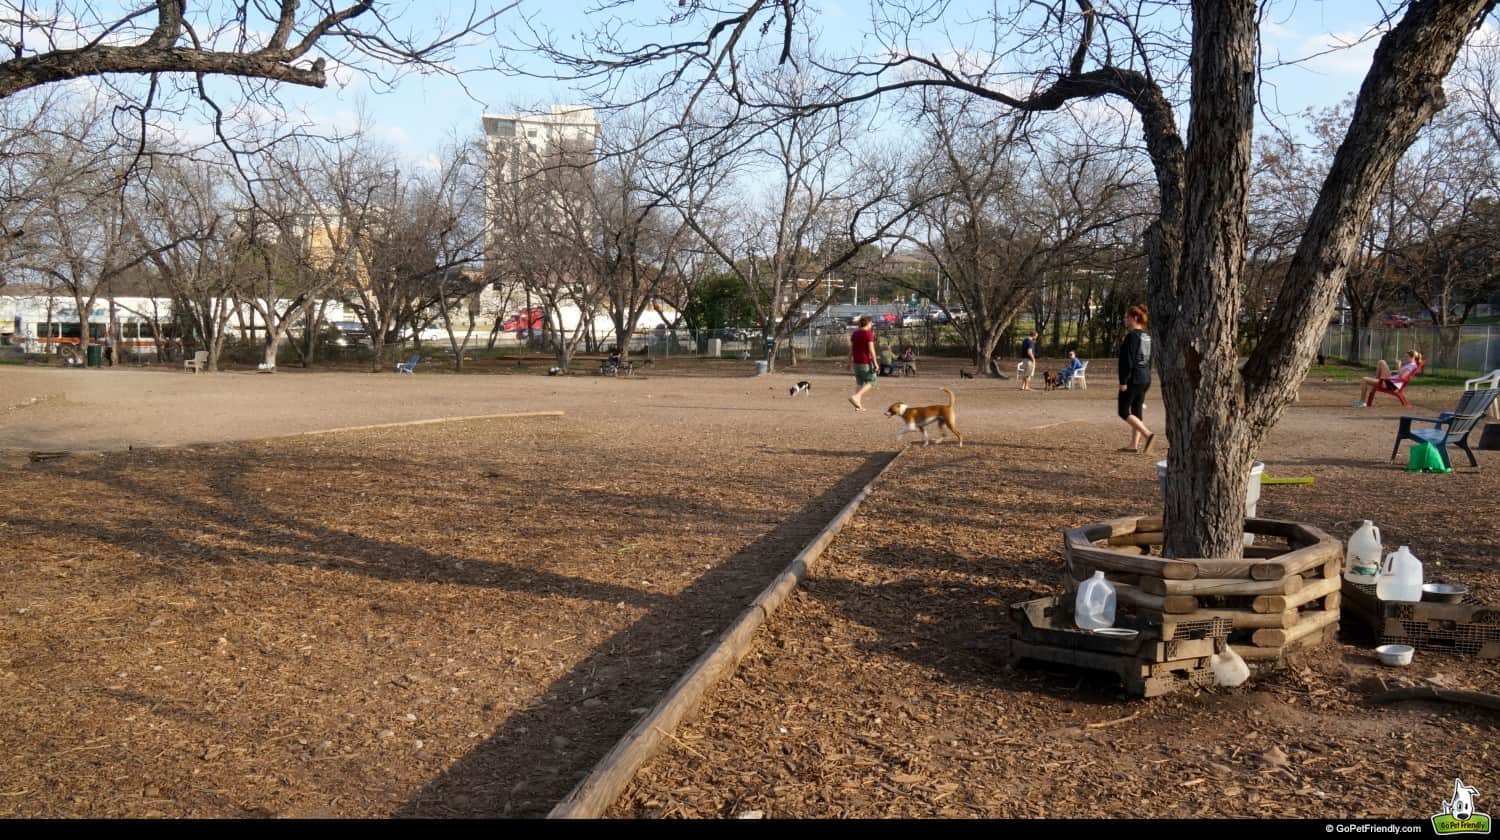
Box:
[706,337,722,357]
[754,360,768,376]
[1157,460,1264,546]
[86,344,102,367]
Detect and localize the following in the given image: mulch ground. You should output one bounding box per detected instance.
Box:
[611,388,1500,819]
[0,414,879,817]
[2,369,1497,819]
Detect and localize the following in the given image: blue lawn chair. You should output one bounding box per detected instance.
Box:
[1390,388,1498,469]
[395,354,420,374]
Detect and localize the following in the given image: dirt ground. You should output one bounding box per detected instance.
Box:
[2,359,1497,818]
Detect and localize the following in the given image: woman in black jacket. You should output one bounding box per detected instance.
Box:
[1117,304,1156,453]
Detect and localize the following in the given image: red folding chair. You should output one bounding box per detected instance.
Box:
[1366,360,1424,407]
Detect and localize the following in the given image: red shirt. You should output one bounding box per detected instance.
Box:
[850,327,875,365]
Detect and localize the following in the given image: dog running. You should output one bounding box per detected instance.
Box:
[886,387,963,447]
[789,380,812,397]
[959,368,975,380]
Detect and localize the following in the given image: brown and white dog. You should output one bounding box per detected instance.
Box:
[886,387,963,447]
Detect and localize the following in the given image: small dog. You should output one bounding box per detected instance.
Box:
[1043,370,1059,390]
[959,368,975,380]
[789,381,812,397]
[886,387,963,447]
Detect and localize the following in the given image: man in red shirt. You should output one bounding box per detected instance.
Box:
[849,316,877,411]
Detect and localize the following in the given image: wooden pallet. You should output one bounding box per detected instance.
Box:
[1008,596,1229,697]
[1343,580,1500,659]
[1008,637,1219,698]
[1010,596,1227,661]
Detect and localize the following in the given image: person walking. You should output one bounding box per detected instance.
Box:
[1117,305,1156,453]
[849,315,878,411]
[1018,330,1038,390]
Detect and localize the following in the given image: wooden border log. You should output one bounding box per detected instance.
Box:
[547,449,905,819]
[1064,558,1144,586]
[1142,575,1303,597]
[1189,558,1281,580]
[1253,576,1341,613]
[1111,581,1198,615]
[1065,543,1198,581]
[1107,531,1164,548]
[1251,608,1340,648]
[1276,539,1342,576]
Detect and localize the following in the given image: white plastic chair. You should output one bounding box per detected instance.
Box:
[1466,369,1500,419]
[183,350,208,373]
[1066,359,1089,390]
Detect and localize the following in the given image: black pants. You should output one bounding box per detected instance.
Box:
[1118,382,1150,420]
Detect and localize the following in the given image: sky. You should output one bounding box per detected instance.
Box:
[248,0,1429,167]
[6,1,1466,165]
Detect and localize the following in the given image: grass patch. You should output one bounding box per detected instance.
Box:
[1307,364,1475,388]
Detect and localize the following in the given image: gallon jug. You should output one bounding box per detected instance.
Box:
[1074,570,1117,630]
[1344,520,1382,584]
[1376,546,1423,602]
[1211,644,1250,688]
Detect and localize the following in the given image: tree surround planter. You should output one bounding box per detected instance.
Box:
[1062,516,1342,662]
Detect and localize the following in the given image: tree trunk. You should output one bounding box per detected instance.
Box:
[1155,0,1259,561]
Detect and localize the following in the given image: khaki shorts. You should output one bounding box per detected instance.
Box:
[1018,360,1035,377]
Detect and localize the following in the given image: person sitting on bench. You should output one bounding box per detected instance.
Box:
[878,345,895,377]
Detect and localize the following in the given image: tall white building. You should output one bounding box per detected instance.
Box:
[482,105,603,298]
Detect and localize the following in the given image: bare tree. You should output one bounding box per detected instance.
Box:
[15,101,194,361]
[668,74,913,371]
[907,99,1146,375]
[0,2,512,99]
[541,0,1498,559]
[487,137,602,371]
[139,156,238,367]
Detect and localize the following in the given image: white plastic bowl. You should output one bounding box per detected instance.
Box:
[1375,644,1415,667]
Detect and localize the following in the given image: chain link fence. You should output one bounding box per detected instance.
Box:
[1320,324,1499,375]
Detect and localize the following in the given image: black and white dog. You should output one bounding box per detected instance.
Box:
[789,381,812,397]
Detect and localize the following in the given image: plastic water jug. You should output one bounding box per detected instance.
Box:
[1376,546,1423,602]
[1211,644,1250,688]
[1344,520,1382,584]
[1074,571,1117,630]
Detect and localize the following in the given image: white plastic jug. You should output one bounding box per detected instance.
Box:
[1075,570,1117,630]
[1211,645,1250,688]
[1376,545,1424,602]
[1344,520,1383,583]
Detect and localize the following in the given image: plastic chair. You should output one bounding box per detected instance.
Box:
[1466,369,1500,419]
[1366,360,1424,407]
[184,350,208,373]
[1390,387,1498,469]
[1064,360,1089,390]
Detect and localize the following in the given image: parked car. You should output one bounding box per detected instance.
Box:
[1379,314,1413,329]
[718,327,755,342]
[330,321,372,348]
[878,311,899,325]
[925,310,951,324]
[501,306,545,332]
[900,312,925,327]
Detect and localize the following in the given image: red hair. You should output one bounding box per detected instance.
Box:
[1126,304,1150,329]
